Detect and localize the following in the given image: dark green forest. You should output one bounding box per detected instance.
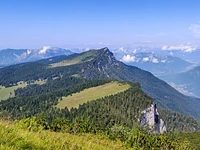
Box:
[0,77,196,149]
[1,76,199,132]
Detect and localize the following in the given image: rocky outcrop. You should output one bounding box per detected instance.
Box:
[141,104,166,133]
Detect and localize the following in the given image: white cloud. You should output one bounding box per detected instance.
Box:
[152,57,159,63]
[161,45,197,53]
[85,48,90,51]
[121,55,136,63]
[119,47,127,52]
[161,60,166,63]
[148,55,159,63]
[189,23,200,37]
[161,45,168,50]
[142,57,149,62]
[132,49,137,54]
[27,49,32,55]
[119,47,124,51]
[142,56,159,63]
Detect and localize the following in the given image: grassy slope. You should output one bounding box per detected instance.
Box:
[50,50,99,68]
[57,81,131,110]
[0,80,45,101]
[0,121,124,150]
[0,83,26,100]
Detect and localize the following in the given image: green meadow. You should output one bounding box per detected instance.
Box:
[57,81,131,110]
[50,50,99,68]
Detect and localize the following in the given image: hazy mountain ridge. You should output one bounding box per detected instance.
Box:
[112,46,200,64]
[163,49,200,64]
[0,46,73,66]
[118,52,193,76]
[160,66,200,97]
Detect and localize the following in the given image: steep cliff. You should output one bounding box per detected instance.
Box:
[141,104,166,133]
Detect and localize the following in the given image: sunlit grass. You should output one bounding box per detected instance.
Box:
[50,50,99,68]
[0,120,124,150]
[57,81,131,110]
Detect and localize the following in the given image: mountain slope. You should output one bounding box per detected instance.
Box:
[0,48,200,119]
[160,66,200,97]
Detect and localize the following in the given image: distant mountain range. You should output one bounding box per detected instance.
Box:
[160,49,200,64]
[1,46,199,75]
[1,46,199,102]
[1,47,200,120]
[117,52,193,76]
[111,47,200,98]
[112,46,200,64]
[0,46,73,66]
[160,66,200,98]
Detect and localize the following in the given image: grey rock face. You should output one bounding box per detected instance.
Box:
[141,103,166,133]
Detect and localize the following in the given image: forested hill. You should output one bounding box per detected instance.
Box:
[1,77,199,132]
[0,47,200,120]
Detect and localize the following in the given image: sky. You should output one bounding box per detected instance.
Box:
[0,0,200,49]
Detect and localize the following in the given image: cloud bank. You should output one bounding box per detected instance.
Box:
[121,54,159,63]
[121,55,136,63]
[161,45,197,53]
[142,57,149,62]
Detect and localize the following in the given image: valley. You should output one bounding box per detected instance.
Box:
[118,52,193,76]
[160,66,200,98]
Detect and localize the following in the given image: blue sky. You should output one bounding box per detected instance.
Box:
[0,0,199,49]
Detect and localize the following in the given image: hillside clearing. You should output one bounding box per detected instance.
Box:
[57,81,131,110]
[0,80,46,101]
